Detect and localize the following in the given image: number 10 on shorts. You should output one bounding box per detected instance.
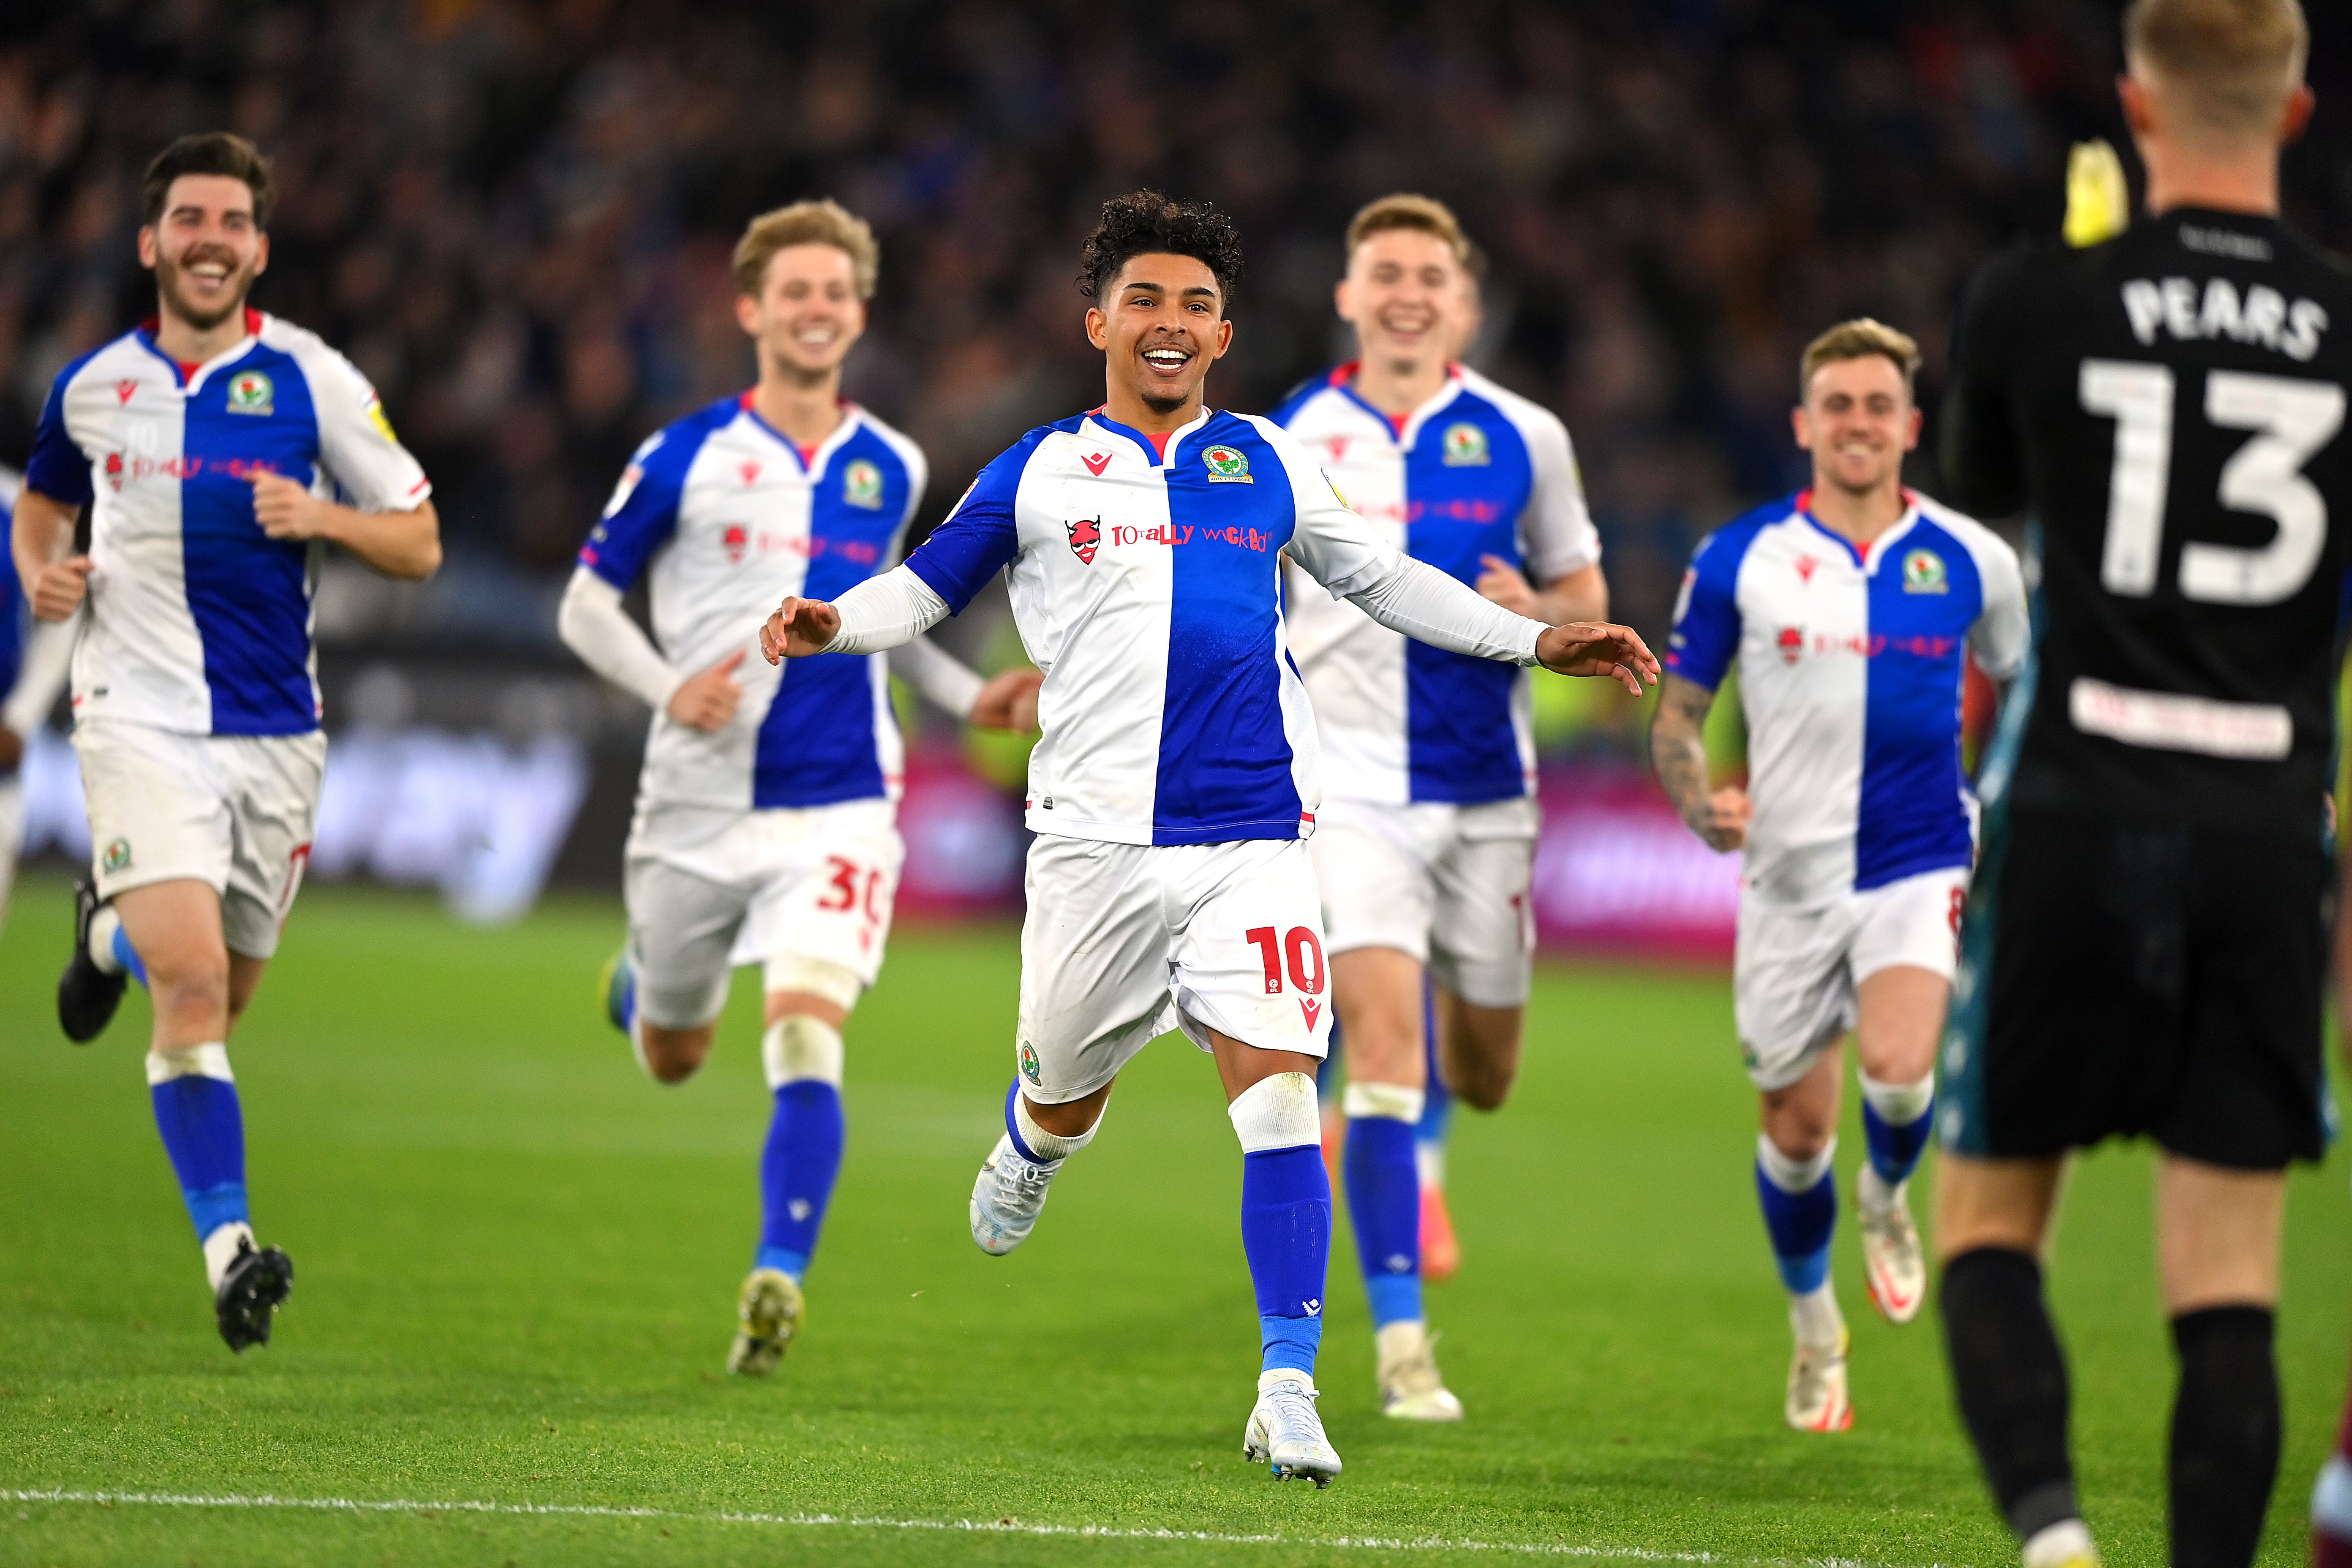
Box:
[1245,926,1326,997]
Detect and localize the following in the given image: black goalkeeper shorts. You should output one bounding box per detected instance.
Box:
[1940,805,2330,1171]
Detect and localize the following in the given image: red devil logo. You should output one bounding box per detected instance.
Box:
[1778,626,1804,665]
[722,524,749,564]
[105,452,125,490]
[1067,516,1102,564]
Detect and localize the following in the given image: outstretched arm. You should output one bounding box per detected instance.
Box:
[761,564,950,663]
[1647,672,1748,851]
[1342,556,1657,695]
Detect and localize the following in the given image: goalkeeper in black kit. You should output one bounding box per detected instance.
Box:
[1933,2,2350,1567]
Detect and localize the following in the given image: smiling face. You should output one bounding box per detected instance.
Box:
[139,173,268,333]
[1335,228,1472,370]
[736,242,867,380]
[1085,252,1232,420]
[1793,353,1921,497]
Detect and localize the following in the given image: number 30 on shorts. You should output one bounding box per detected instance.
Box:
[1243,926,1326,997]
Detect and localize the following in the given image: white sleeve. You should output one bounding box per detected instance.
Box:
[1968,534,2031,683]
[1345,556,1544,666]
[823,565,950,655]
[887,636,986,719]
[557,566,685,711]
[3,607,76,739]
[296,338,432,513]
[1518,410,1602,583]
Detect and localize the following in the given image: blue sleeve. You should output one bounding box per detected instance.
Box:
[1664,529,1745,691]
[25,370,93,506]
[902,429,1046,615]
[577,427,693,590]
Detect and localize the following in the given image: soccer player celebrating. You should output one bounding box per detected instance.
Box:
[560,199,1037,1376]
[1651,320,2028,1432]
[1269,194,1608,1421]
[1937,3,2347,1565]
[11,133,440,1352]
[758,191,1656,1484]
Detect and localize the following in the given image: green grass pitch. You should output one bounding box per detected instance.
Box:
[0,872,2346,1567]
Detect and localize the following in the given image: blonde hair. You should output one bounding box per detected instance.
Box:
[1346,193,1472,268]
[733,199,879,300]
[1800,318,1921,402]
[2126,0,2307,145]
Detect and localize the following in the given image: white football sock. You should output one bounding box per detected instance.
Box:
[1857,1161,1904,1215]
[1013,1092,1096,1161]
[201,1221,255,1293]
[89,905,124,974]
[1789,1280,1845,1349]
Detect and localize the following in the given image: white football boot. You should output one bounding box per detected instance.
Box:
[1376,1320,1464,1421]
[1785,1325,1852,1432]
[727,1267,803,1375]
[969,1132,1060,1255]
[1243,1371,1343,1486]
[1857,1173,1927,1324]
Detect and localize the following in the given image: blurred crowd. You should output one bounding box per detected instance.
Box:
[1,0,2347,662]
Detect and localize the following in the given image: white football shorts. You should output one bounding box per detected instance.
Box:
[74,718,325,960]
[1310,795,1537,1008]
[623,796,903,1029]
[1015,833,1333,1104]
[1733,862,1970,1090]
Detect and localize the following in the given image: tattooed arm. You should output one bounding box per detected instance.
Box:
[1647,672,1750,852]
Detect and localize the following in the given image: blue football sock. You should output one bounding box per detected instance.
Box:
[755,1081,844,1282]
[149,1049,246,1241]
[1242,1144,1331,1374]
[1756,1136,1836,1295]
[1860,1074,1935,1187]
[1345,1112,1421,1326]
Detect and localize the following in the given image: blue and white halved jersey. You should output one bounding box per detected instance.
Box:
[25,310,430,736]
[1271,364,1599,805]
[580,393,926,811]
[901,406,1397,847]
[1667,490,2028,907]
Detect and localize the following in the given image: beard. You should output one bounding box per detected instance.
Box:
[155,249,257,332]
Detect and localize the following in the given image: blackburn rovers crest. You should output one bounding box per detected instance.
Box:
[842,458,884,509]
[1902,548,1949,594]
[1440,421,1489,466]
[225,370,274,416]
[1019,1040,1043,1086]
[1202,444,1252,483]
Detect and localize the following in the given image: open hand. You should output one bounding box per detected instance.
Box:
[30,556,93,621]
[970,667,1044,732]
[758,596,842,664]
[667,649,745,732]
[249,471,332,540]
[1475,554,1539,617]
[1693,785,1751,852]
[1533,621,1660,695]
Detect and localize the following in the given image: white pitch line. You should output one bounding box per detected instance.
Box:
[3,1486,1964,1567]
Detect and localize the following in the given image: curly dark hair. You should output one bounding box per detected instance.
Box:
[1076,190,1244,306]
